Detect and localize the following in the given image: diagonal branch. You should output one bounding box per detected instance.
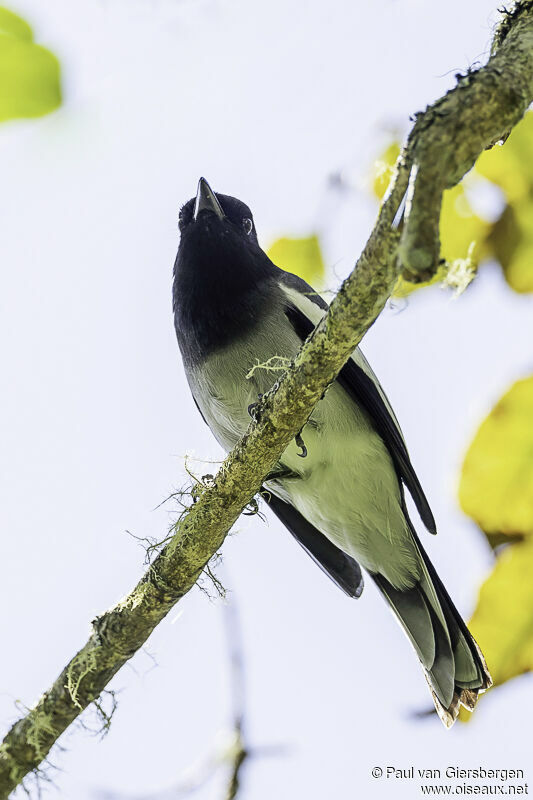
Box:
[0,154,407,800]
[1,3,533,797]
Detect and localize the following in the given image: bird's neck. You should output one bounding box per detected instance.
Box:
[173,248,274,364]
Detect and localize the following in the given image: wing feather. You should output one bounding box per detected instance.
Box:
[277,271,436,535]
[266,492,364,598]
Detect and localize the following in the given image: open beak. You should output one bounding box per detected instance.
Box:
[194,177,225,221]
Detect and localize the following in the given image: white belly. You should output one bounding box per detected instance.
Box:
[188,315,421,589]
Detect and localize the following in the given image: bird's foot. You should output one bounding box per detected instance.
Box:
[295,429,307,458]
[243,498,260,516]
[247,394,263,420]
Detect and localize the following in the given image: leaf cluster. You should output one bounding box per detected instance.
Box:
[0,7,60,122]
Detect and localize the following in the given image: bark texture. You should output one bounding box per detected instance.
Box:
[1,3,533,796]
[399,0,533,280]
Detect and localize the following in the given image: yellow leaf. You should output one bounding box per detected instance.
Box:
[372,141,400,201]
[439,183,489,264]
[487,199,533,293]
[391,266,446,299]
[467,538,533,687]
[459,376,533,536]
[505,240,533,293]
[372,115,533,297]
[475,112,533,204]
[474,113,533,293]
[267,234,325,287]
[0,6,32,39]
[391,185,487,298]
[371,141,488,297]
[0,6,61,122]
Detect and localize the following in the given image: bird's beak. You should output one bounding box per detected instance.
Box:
[194,177,225,221]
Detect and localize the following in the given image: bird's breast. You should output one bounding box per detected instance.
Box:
[187,306,304,451]
[187,304,381,469]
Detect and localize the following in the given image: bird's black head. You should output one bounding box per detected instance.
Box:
[178,177,259,242]
[173,178,278,364]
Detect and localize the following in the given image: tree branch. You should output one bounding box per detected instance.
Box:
[1,3,533,796]
[399,0,533,280]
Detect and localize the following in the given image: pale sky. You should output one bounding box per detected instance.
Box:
[1,1,533,798]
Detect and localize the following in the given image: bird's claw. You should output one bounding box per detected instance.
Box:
[295,430,307,458]
[248,394,263,420]
[243,498,260,516]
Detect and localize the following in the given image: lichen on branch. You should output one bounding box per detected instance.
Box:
[398,0,533,282]
[1,3,533,797]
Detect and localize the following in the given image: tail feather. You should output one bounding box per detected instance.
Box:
[372,580,435,669]
[372,531,492,728]
[425,602,455,709]
[373,575,456,711]
[415,532,492,697]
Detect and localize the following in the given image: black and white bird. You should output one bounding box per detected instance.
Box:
[172,178,491,727]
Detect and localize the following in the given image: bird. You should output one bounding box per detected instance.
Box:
[172,177,492,727]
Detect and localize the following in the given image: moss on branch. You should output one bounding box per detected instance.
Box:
[1,4,533,796]
[398,0,533,281]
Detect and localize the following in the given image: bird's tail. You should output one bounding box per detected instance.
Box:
[372,534,492,728]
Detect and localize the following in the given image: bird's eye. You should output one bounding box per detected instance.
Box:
[242,217,253,235]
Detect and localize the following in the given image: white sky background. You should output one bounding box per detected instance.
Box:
[1,0,533,798]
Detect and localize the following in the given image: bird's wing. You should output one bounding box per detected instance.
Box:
[277,270,437,536]
[266,492,364,598]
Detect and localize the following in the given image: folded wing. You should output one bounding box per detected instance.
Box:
[277,270,436,536]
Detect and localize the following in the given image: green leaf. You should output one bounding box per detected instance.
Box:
[459,376,533,537]
[467,538,533,688]
[267,234,326,287]
[0,6,61,122]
